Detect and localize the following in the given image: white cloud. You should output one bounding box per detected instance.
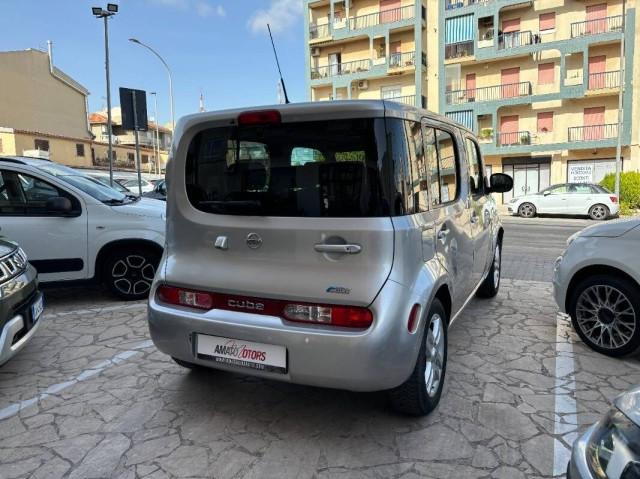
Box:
[149,0,226,17]
[248,0,302,35]
[216,5,226,16]
[195,2,214,17]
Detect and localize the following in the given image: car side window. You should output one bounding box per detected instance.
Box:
[386,118,413,215]
[0,170,79,217]
[422,125,440,207]
[0,170,27,215]
[405,120,429,212]
[547,185,567,195]
[465,137,484,196]
[434,128,459,204]
[572,184,592,194]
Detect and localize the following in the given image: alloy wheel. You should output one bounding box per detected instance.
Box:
[493,244,501,288]
[519,203,535,218]
[576,285,636,350]
[111,254,156,297]
[424,313,445,397]
[590,205,608,220]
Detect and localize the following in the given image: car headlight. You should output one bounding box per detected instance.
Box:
[566,231,581,246]
[587,408,640,479]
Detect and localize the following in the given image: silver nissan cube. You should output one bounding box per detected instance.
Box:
[148,101,512,415]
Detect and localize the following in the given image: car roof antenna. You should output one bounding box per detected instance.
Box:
[267,23,290,104]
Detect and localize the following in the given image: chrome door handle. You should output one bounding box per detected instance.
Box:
[314,243,362,254]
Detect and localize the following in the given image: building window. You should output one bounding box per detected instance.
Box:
[127,152,135,162]
[34,139,50,151]
[537,62,555,84]
[537,112,554,133]
[539,12,555,32]
[142,154,149,164]
[76,144,85,157]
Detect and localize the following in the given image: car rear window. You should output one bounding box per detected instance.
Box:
[185,118,395,217]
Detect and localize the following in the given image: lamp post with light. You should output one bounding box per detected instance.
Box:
[92,3,118,186]
[128,38,175,133]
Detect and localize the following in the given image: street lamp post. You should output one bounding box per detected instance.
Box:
[150,92,161,175]
[92,4,118,187]
[614,0,627,200]
[128,38,175,133]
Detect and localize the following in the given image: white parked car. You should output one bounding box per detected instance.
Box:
[0,156,165,300]
[508,183,619,220]
[117,178,155,194]
[553,218,640,356]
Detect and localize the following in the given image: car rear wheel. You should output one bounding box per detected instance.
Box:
[476,241,501,298]
[589,204,609,221]
[104,247,160,300]
[568,275,640,357]
[518,202,536,218]
[389,299,447,416]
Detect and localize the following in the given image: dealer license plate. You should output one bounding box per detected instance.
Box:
[31,295,44,324]
[196,334,287,374]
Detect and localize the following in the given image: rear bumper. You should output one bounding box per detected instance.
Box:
[567,424,597,479]
[609,203,620,216]
[148,279,422,392]
[0,265,42,366]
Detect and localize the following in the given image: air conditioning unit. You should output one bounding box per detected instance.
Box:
[357,80,369,90]
[311,47,321,57]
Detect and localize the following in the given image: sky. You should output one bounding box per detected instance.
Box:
[0,0,306,126]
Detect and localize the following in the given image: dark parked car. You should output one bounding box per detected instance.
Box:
[143,179,166,201]
[0,239,43,366]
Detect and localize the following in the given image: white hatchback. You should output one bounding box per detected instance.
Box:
[508,183,619,220]
[0,156,165,300]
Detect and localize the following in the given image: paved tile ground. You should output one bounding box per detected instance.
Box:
[1,281,639,479]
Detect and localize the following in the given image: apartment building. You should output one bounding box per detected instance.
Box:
[306,0,432,107]
[305,0,640,203]
[441,0,640,201]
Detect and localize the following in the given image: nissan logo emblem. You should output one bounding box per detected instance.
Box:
[246,233,263,249]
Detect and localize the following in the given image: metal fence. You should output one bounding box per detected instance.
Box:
[498,30,533,50]
[568,123,619,142]
[446,81,532,105]
[350,4,414,30]
[389,51,416,68]
[497,131,531,146]
[588,70,621,90]
[310,58,371,80]
[309,23,330,39]
[444,40,474,59]
[570,15,623,37]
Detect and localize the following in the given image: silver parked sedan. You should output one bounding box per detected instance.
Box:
[509,183,620,220]
[554,218,640,357]
[568,385,640,478]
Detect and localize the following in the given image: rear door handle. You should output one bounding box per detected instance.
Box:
[314,244,362,254]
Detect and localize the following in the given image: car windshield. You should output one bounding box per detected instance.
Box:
[91,175,130,193]
[33,163,130,203]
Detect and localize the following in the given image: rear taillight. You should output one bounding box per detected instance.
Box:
[237,110,281,126]
[157,285,213,310]
[407,304,421,333]
[610,196,618,203]
[156,285,373,329]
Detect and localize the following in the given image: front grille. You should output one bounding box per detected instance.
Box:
[0,248,28,283]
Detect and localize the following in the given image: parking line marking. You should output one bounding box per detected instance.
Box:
[553,313,579,476]
[0,340,154,421]
[44,303,147,318]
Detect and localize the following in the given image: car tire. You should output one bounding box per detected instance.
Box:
[172,357,200,369]
[389,299,448,416]
[103,247,160,300]
[589,204,609,221]
[568,274,640,357]
[476,241,501,298]
[518,202,536,218]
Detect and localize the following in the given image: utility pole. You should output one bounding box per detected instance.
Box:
[132,90,143,197]
[614,0,626,200]
[151,92,160,175]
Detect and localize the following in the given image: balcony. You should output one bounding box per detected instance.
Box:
[349,4,414,31]
[445,0,488,10]
[497,30,533,50]
[117,134,156,147]
[389,51,416,70]
[445,81,532,105]
[497,131,531,146]
[385,94,419,106]
[445,40,474,60]
[310,58,371,80]
[568,123,618,142]
[588,70,621,90]
[309,23,331,40]
[570,15,623,38]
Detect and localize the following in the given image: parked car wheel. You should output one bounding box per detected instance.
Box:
[518,202,536,218]
[476,241,501,298]
[589,204,610,221]
[568,274,640,357]
[104,248,160,300]
[389,299,448,416]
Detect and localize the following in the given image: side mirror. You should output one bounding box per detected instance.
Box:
[46,196,73,215]
[543,190,551,196]
[488,173,513,194]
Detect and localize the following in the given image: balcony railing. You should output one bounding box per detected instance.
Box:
[568,123,618,142]
[497,131,531,146]
[498,30,533,50]
[445,40,474,59]
[445,81,532,105]
[570,15,623,38]
[588,70,621,90]
[310,58,371,80]
[385,94,418,106]
[309,23,330,39]
[389,51,416,68]
[445,0,488,10]
[350,4,414,30]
